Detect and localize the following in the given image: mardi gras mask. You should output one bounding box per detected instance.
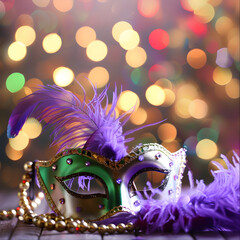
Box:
[36,144,187,221]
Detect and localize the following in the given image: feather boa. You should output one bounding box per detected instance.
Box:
[134,151,240,232]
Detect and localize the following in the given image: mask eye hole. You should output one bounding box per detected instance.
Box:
[128,168,169,198]
[56,173,108,199]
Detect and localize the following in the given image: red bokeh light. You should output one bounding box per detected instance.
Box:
[149,29,169,50]
[187,16,208,37]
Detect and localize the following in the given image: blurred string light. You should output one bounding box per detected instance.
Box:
[22,118,42,139]
[213,67,232,85]
[130,107,147,125]
[53,67,74,87]
[189,99,208,119]
[8,41,27,61]
[196,139,218,160]
[187,48,207,69]
[125,47,147,68]
[32,0,50,8]
[215,16,233,35]
[168,29,185,48]
[86,40,108,62]
[131,68,148,86]
[149,29,169,50]
[75,26,96,48]
[88,66,109,88]
[53,0,73,12]
[117,90,140,112]
[183,136,198,155]
[216,48,233,68]
[5,144,23,161]
[225,78,240,99]
[162,89,175,107]
[9,131,29,151]
[157,123,177,142]
[42,33,62,53]
[26,78,43,92]
[6,72,25,93]
[119,29,140,50]
[145,84,165,106]
[15,25,36,46]
[197,128,219,142]
[17,14,34,27]
[194,3,215,23]
[137,0,160,18]
[0,1,6,19]
[112,21,133,42]
[175,98,191,119]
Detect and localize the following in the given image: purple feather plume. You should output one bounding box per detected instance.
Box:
[135,151,240,232]
[7,84,164,160]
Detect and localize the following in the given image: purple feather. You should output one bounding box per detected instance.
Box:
[7,84,165,160]
[136,151,240,232]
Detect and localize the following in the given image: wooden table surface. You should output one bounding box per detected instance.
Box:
[0,191,239,240]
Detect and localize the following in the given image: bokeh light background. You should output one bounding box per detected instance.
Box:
[0,0,239,190]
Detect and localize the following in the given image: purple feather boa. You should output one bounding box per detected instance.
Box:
[134,151,240,233]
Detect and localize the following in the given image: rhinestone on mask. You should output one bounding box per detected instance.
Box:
[59,198,65,204]
[66,158,73,165]
[138,155,144,161]
[52,165,57,171]
[116,178,122,184]
[134,200,140,207]
[76,207,82,213]
[85,161,91,166]
[155,152,161,159]
[98,204,105,209]
[50,184,55,190]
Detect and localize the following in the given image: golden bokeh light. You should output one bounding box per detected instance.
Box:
[119,29,140,50]
[112,21,133,42]
[177,84,199,99]
[117,90,140,112]
[138,0,160,18]
[17,14,34,27]
[8,41,27,61]
[188,0,208,11]
[189,99,208,119]
[194,3,215,23]
[9,131,29,151]
[53,0,73,12]
[145,85,165,106]
[225,78,240,99]
[196,139,218,160]
[5,143,23,161]
[22,118,42,139]
[158,123,177,142]
[162,89,175,107]
[88,66,109,88]
[228,35,240,61]
[32,0,50,8]
[187,48,207,69]
[125,47,147,68]
[215,16,233,35]
[53,66,74,87]
[42,33,62,54]
[175,98,191,118]
[168,29,185,48]
[86,40,108,62]
[75,26,96,48]
[26,78,43,92]
[213,67,232,85]
[130,107,147,125]
[15,25,36,46]
[23,86,33,96]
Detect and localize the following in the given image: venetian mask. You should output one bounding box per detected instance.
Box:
[36,144,187,221]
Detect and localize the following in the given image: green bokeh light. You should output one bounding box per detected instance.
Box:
[197,128,219,143]
[6,72,25,93]
[131,68,148,86]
